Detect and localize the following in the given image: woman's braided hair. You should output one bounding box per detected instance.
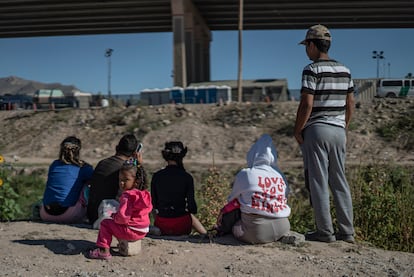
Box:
[122,158,148,190]
[59,136,85,167]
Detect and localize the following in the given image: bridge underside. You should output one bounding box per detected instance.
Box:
[1,0,413,87]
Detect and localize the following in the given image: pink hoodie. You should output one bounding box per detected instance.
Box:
[113,189,152,230]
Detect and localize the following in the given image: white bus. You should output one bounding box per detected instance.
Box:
[376,79,414,98]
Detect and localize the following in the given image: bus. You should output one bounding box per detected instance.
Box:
[376,79,414,98]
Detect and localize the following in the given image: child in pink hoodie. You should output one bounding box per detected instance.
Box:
[88,159,152,260]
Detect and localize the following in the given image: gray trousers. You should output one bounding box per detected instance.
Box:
[233,213,290,244]
[302,123,354,237]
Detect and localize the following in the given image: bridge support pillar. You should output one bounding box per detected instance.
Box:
[171,0,211,88]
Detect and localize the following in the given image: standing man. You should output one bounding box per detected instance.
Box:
[294,24,355,243]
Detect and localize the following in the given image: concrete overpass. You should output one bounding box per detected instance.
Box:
[1,0,413,87]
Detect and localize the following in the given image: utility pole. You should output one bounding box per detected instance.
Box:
[237,0,243,102]
[105,48,114,100]
[388,62,391,78]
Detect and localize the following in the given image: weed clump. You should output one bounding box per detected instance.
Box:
[197,167,232,229]
[351,163,414,252]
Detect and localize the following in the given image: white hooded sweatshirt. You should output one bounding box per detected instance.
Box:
[227,134,291,218]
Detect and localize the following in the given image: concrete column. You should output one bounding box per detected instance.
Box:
[193,22,211,82]
[171,0,187,87]
[171,0,211,87]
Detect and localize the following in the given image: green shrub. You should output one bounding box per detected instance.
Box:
[0,170,22,220]
[350,164,414,252]
[0,168,45,221]
[11,171,45,219]
[197,167,232,229]
[288,195,314,234]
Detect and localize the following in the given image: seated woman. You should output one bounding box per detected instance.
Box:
[150,141,206,236]
[216,134,292,244]
[40,136,94,224]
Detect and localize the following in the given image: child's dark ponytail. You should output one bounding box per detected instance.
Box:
[136,165,148,191]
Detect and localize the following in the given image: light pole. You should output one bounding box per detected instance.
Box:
[237,0,244,102]
[372,50,384,79]
[387,62,391,78]
[105,48,113,99]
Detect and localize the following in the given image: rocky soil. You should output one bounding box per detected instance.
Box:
[0,98,414,276]
[1,98,414,170]
[0,221,413,277]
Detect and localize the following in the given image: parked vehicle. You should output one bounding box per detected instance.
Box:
[376,79,414,98]
[0,94,33,110]
[32,89,77,109]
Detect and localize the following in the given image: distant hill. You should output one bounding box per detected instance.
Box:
[0,76,79,96]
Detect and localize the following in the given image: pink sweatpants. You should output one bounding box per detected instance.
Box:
[96,218,146,249]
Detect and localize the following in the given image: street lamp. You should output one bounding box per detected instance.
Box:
[105,48,114,99]
[387,62,391,78]
[372,50,384,79]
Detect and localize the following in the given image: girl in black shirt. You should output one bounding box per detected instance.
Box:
[151,141,206,235]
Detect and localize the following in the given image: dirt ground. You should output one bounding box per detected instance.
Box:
[0,221,413,277]
[1,99,414,276]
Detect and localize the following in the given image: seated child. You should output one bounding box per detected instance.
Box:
[88,159,152,260]
[150,141,207,236]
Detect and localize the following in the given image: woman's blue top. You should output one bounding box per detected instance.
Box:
[42,160,93,207]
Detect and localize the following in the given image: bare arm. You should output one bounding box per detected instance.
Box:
[345,92,355,129]
[294,92,314,144]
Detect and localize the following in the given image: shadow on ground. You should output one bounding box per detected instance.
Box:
[13,239,95,255]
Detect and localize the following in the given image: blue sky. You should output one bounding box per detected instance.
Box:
[0,28,413,95]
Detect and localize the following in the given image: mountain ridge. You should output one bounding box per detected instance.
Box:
[0,75,79,96]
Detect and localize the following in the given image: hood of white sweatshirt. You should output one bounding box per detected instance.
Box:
[246,134,278,168]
